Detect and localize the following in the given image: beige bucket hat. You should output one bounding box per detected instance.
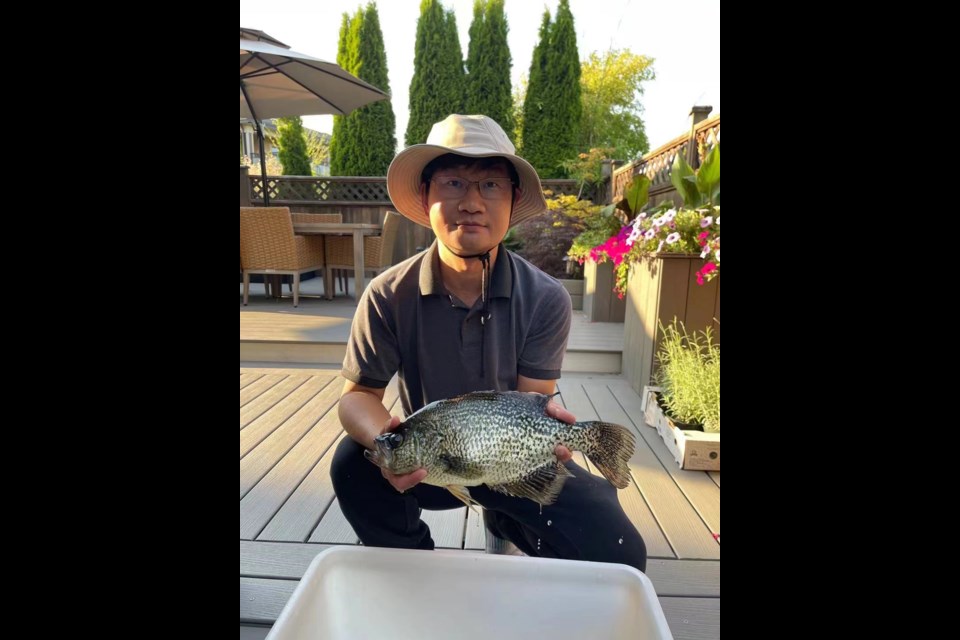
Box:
[386,114,547,228]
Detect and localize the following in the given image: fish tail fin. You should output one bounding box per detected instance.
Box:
[575,421,635,489]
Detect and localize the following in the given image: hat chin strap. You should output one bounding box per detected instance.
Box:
[440,241,493,378]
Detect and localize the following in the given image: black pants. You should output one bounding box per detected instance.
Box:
[330,437,647,572]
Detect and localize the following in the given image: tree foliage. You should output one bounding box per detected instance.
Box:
[520,0,581,178]
[306,131,330,173]
[405,0,466,145]
[465,0,514,139]
[277,117,312,175]
[330,13,353,174]
[330,3,397,175]
[579,49,655,162]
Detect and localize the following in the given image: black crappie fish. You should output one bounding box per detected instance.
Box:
[364,391,635,506]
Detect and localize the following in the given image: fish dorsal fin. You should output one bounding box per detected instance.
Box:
[450,390,554,414]
[488,461,574,506]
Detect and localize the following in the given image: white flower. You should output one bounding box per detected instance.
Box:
[665,232,681,244]
[715,249,720,262]
[662,208,677,222]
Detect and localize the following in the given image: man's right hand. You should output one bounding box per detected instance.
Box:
[378,415,427,492]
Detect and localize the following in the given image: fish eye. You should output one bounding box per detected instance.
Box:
[388,433,404,447]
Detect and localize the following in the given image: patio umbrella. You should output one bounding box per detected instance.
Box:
[239,28,289,49]
[240,37,389,204]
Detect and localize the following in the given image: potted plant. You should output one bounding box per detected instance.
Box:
[655,319,720,433]
[643,319,720,470]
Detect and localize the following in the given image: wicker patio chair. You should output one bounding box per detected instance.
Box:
[239,206,327,307]
[323,211,402,296]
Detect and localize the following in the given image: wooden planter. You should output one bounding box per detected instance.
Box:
[623,255,720,394]
[582,260,626,322]
[558,279,584,311]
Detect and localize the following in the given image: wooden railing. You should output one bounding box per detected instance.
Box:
[611,113,720,206]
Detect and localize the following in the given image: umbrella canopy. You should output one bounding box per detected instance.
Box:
[240,37,389,203]
[239,28,289,48]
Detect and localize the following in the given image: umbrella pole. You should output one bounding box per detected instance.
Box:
[255,120,269,205]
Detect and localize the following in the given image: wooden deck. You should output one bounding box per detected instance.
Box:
[240,367,720,639]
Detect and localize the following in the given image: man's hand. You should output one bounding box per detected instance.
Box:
[378,415,427,492]
[545,400,575,463]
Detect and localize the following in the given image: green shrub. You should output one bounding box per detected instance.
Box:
[512,192,600,279]
[655,319,720,432]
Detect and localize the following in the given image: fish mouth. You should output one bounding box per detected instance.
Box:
[364,442,393,468]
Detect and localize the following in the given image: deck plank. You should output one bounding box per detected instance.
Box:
[659,596,720,640]
[240,540,332,578]
[709,472,720,487]
[557,379,676,559]
[239,374,286,408]
[302,376,400,544]
[308,498,358,544]
[239,374,319,430]
[240,411,342,541]
[608,379,721,547]
[646,558,720,597]
[240,375,337,459]
[256,432,347,541]
[240,372,264,390]
[240,379,341,496]
[420,507,468,549]
[240,577,297,624]
[463,508,487,550]
[256,377,397,542]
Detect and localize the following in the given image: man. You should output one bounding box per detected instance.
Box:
[331,114,646,571]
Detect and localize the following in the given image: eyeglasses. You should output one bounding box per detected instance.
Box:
[430,176,514,200]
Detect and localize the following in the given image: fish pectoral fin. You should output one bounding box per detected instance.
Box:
[488,461,574,506]
[446,485,481,514]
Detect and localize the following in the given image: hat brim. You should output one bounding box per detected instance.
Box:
[386,144,548,229]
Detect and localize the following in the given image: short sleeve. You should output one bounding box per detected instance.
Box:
[341,285,400,388]
[517,282,572,380]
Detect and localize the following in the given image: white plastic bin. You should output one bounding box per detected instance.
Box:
[266,546,672,639]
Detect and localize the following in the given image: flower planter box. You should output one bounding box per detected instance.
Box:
[623,255,719,395]
[582,260,625,322]
[641,386,720,471]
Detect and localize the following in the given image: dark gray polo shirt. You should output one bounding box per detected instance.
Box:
[341,240,572,417]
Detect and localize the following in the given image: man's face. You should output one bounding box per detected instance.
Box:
[420,159,516,256]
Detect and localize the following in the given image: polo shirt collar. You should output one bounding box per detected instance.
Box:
[419,240,513,299]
